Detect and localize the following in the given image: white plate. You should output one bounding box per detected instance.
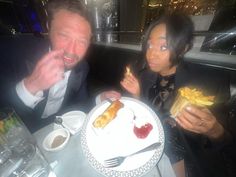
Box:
[81,97,165,177]
[54,111,86,135]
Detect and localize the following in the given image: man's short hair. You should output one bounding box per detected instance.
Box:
[46,0,91,27]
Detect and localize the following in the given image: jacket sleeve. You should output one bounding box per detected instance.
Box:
[206,70,233,150]
[0,58,46,133]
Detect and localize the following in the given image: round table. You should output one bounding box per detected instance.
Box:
[34,124,176,177]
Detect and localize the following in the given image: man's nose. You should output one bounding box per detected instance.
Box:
[65,40,77,54]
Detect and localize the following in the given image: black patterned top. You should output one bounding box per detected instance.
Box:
[148,73,185,164]
[148,73,175,113]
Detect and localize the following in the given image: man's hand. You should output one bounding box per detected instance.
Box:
[24,50,65,95]
[120,73,140,98]
[176,105,224,140]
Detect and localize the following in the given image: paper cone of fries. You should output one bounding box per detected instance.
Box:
[170,87,215,118]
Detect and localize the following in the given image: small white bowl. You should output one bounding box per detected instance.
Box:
[43,128,70,152]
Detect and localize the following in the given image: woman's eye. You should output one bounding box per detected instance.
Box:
[148,43,153,49]
[160,45,168,51]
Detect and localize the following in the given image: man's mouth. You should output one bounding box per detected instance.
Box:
[63,56,75,64]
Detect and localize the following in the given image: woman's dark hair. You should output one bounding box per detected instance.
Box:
[142,12,194,66]
[46,0,91,27]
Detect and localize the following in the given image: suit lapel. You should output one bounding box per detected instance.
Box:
[62,62,85,106]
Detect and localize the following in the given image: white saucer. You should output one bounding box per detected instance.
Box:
[55,111,86,135]
[48,171,57,177]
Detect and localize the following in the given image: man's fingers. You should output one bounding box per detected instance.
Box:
[36,50,65,76]
[37,50,64,67]
[49,67,64,83]
[47,59,64,72]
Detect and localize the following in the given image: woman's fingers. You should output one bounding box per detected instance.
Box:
[120,75,140,97]
[176,105,223,137]
[176,113,203,134]
[100,91,121,101]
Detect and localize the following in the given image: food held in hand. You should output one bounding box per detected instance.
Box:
[51,135,66,148]
[125,66,132,77]
[93,100,124,128]
[170,87,215,118]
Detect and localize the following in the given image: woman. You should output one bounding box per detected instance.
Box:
[101,13,232,177]
[122,12,195,177]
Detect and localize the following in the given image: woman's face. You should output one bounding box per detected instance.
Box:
[146,23,176,76]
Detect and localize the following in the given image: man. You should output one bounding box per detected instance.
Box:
[0,0,92,132]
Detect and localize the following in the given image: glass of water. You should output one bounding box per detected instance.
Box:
[0,108,51,177]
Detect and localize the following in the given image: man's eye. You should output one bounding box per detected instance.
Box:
[160,45,168,51]
[58,32,68,38]
[78,40,88,47]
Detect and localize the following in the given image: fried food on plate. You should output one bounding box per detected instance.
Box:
[93,100,124,128]
[170,87,215,118]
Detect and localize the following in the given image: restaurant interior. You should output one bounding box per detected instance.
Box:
[0,0,236,177]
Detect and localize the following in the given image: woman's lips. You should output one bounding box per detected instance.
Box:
[148,62,158,68]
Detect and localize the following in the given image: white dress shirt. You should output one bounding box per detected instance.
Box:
[16,70,71,118]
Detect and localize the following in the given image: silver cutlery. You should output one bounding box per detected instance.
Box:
[103,142,161,168]
[54,117,74,135]
[54,116,65,128]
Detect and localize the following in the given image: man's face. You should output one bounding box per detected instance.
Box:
[49,9,91,70]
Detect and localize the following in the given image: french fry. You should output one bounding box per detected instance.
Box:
[125,66,132,77]
[179,87,214,106]
[170,87,215,118]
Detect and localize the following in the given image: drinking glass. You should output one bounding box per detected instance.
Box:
[0,108,51,177]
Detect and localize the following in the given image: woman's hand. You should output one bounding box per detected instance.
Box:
[176,105,224,140]
[120,73,140,98]
[100,90,121,102]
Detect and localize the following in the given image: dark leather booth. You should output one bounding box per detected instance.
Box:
[0,34,235,121]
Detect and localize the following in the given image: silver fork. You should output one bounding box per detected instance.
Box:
[103,142,161,168]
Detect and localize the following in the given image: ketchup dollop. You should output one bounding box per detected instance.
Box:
[133,123,153,139]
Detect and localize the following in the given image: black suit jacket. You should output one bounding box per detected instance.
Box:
[0,35,91,132]
[139,62,233,177]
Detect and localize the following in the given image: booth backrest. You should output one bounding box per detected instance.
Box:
[86,43,236,121]
[0,34,235,115]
